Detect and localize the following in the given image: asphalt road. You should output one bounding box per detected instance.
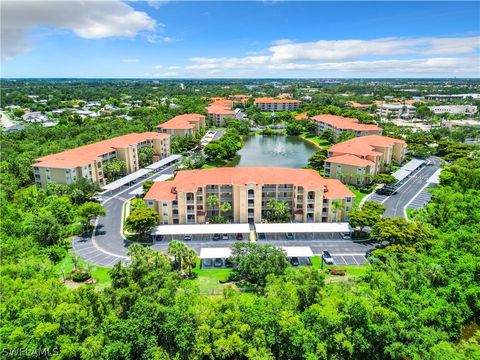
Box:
[72,163,178,267]
[374,156,442,218]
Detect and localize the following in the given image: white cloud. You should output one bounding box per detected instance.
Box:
[152,64,164,69]
[159,71,179,77]
[268,36,480,63]
[1,0,157,60]
[168,66,182,70]
[122,58,140,63]
[183,36,480,76]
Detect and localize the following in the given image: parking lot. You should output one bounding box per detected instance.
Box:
[256,232,347,241]
[331,254,369,265]
[154,233,248,242]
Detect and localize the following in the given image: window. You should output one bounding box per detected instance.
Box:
[162,202,168,207]
[147,200,154,206]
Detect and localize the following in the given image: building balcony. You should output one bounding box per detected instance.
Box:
[186,200,194,205]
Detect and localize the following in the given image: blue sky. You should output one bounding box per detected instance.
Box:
[2,1,479,78]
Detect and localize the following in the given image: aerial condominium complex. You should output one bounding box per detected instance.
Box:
[311,114,382,140]
[325,135,407,185]
[206,98,235,126]
[32,132,171,188]
[254,97,302,112]
[144,167,355,225]
[157,114,206,137]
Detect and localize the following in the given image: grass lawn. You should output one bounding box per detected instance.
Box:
[54,252,111,288]
[201,159,228,169]
[406,208,417,221]
[300,133,331,149]
[346,185,369,207]
[310,256,370,277]
[191,260,232,294]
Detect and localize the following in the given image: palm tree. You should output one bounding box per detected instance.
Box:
[220,201,232,221]
[167,240,188,273]
[207,194,219,217]
[331,200,344,223]
[184,248,198,276]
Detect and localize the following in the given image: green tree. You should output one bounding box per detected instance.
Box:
[77,202,106,231]
[103,159,126,181]
[331,199,344,222]
[229,242,290,287]
[125,208,159,239]
[370,217,433,251]
[265,198,291,223]
[348,201,385,231]
[319,129,334,143]
[143,180,154,195]
[335,131,355,144]
[307,149,327,170]
[373,173,397,185]
[286,122,303,136]
[138,146,155,168]
[207,194,219,217]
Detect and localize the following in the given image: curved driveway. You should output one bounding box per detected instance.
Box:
[72,164,177,267]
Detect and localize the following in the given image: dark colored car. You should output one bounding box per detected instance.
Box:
[236,233,244,241]
[257,233,266,240]
[203,259,212,267]
[225,258,234,268]
[214,258,224,268]
[184,235,192,241]
[322,250,334,265]
[213,233,221,241]
[290,257,300,267]
[286,232,294,240]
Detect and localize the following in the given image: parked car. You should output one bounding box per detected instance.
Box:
[340,233,351,240]
[214,258,224,267]
[213,233,221,241]
[203,259,212,267]
[236,233,244,241]
[184,235,192,241]
[89,196,103,203]
[366,250,378,263]
[286,232,294,240]
[290,257,300,267]
[225,258,233,268]
[322,250,334,265]
[257,233,266,240]
[222,233,229,240]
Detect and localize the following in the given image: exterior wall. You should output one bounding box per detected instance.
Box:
[207,113,232,126]
[34,137,171,188]
[147,182,353,225]
[255,102,301,112]
[325,162,374,185]
[315,120,382,140]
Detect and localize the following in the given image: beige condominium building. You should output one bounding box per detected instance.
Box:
[157,114,206,137]
[254,97,302,112]
[325,135,407,185]
[206,98,235,126]
[311,114,382,140]
[32,132,171,188]
[144,167,355,225]
[228,94,251,104]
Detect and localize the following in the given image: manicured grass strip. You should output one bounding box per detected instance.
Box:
[54,253,111,287]
[346,185,369,207]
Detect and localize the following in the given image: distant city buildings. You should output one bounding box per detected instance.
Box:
[157,114,206,137]
[254,97,302,112]
[145,167,355,224]
[428,105,477,116]
[376,103,416,119]
[325,135,407,185]
[32,132,171,188]
[424,94,480,100]
[311,114,382,140]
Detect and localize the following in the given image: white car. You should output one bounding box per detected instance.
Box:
[340,233,351,240]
